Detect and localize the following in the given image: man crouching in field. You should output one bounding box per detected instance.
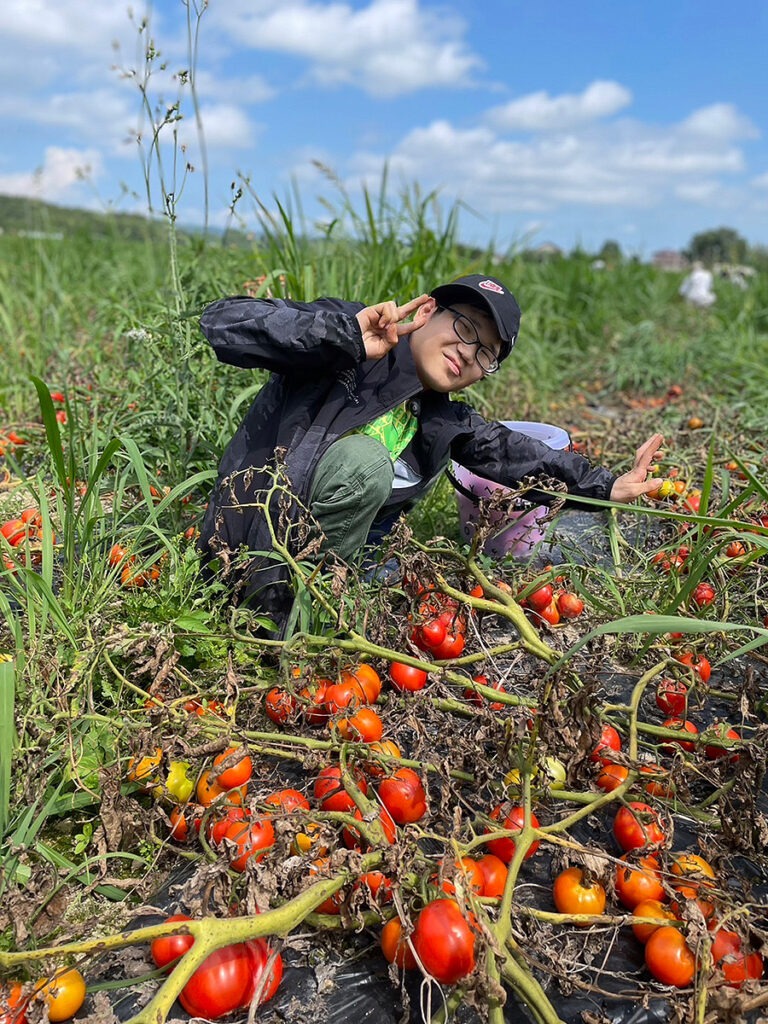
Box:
[197,274,663,626]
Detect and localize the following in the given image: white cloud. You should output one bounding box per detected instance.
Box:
[194,70,276,106]
[2,0,131,51]
[486,81,632,133]
[752,171,768,189]
[0,146,103,200]
[207,0,482,96]
[680,103,759,141]
[674,181,723,203]
[190,104,257,149]
[344,88,758,219]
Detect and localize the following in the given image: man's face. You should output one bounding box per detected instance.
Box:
[410,300,502,393]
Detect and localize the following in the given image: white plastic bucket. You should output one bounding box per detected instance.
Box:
[452,421,572,559]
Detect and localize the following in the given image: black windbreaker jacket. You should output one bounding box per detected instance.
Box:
[198,295,616,615]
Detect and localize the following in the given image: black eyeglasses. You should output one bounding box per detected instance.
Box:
[438,306,500,375]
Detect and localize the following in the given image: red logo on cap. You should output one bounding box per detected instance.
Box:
[479,279,504,294]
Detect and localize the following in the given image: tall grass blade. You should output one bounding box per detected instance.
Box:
[0,658,15,836]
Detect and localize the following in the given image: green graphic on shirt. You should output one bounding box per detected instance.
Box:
[352,403,417,461]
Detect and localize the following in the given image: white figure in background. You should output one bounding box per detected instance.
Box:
[679,262,716,308]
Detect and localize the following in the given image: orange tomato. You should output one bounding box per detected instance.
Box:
[380,917,417,970]
[615,854,665,910]
[126,747,163,789]
[333,706,384,743]
[552,867,606,923]
[212,746,253,790]
[34,969,86,1023]
[631,899,678,943]
[644,926,696,987]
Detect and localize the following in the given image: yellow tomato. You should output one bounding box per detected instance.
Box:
[647,479,675,500]
[163,761,195,803]
[35,968,86,1022]
[126,748,163,790]
[505,757,566,791]
[292,820,328,855]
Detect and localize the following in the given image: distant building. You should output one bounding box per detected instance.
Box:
[535,242,563,258]
[652,250,688,271]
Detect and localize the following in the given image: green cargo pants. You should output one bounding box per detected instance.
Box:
[308,435,394,561]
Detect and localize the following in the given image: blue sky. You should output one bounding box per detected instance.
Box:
[1,0,766,256]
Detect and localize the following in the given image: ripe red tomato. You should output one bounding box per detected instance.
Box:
[595,763,629,792]
[178,942,257,1018]
[389,662,428,693]
[612,802,666,852]
[655,678,688,716]
[640,763,676,799]
[556,591,585,619]
[632,899,678,943]
[704,723,740,761]
[207,807,247,847]
[299,680,332,725]
[151,914,195,970]
[355,870,393,903]
[436,856,484,897]
[526,583,554,612]
[342,805,397,850]
[644,926,696,987]
[378,767,427,825]
[245,938,283,1005]
[262,788,310,813]
[169,805,203,842]
[324,676,368,713]
[213,746,253,790]
[223,817,275,872]
[485,804,540,863]
[534,600,561,626]
[412,899,476,985]
[412,618,447,651]
[108,542,129,566]
[430,631,466,660]
[589,723,622,764]
[313,764,368,812]
[333,706,384,743]
[725,540,747,558]
[476,854,508,898]
[615,854,665,909]
[674,650,711,682]
[660,717,699,753]
[463,674,505,709]
[692,581,716,608]
[347,664,382,703]
[710,925,764,987]
[0,982,27,1024]
[265,686,296,724]
[380,916,417,970]
[0,520,28,547]
[683,491,701,514]
[552,867,606,922]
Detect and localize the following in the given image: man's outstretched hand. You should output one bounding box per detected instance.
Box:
[610,433,665,502]
[356,294,430,360]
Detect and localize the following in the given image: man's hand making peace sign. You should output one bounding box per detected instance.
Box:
[356,294,430,360]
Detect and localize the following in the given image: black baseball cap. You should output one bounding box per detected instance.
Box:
[430,274,521,362]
